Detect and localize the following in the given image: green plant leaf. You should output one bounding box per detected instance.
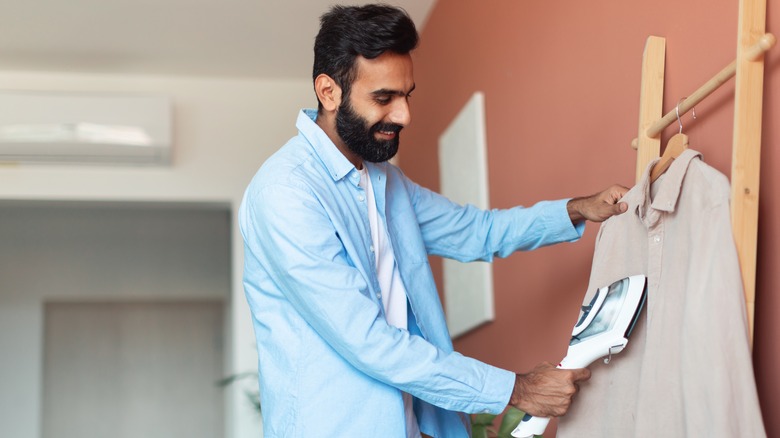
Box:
[496,407,526,438]
[217,371,262,413]
[472,412,498,426]
[471,424,489,438]
[215,371,257,387]
[245,389,262,414]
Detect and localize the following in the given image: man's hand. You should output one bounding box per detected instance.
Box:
[567,184,629,224]
[509,362,591,418]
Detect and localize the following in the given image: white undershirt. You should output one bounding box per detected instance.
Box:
[358,166,421,438]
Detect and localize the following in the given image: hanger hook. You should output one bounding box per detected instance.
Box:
[676,97,697,134]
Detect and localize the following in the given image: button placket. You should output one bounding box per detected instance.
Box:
[645,212,664,323]
[355,174,366,203]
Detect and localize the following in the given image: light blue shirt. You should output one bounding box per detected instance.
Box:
[239,109,584,437]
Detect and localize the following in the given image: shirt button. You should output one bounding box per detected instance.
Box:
[370,245,375,252]
[376,292,381,299]
[653,235,661,243]
[357,195,365,202]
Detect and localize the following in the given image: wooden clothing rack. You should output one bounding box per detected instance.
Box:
[631,0,775,345]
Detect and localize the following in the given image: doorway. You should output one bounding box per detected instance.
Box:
[0,200,231,438]
[42,301,224,438]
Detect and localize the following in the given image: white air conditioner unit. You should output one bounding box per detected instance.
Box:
[0,91,172,165]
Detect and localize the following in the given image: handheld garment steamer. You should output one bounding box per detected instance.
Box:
[511,274,648,438]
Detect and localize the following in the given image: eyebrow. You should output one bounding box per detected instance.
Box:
[371,84,416,97]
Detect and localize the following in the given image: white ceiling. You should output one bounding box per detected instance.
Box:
[0,0,435,80]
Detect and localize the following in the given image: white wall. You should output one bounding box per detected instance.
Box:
[0,70,314,438]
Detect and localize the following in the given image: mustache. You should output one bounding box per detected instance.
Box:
[371,122,403,134]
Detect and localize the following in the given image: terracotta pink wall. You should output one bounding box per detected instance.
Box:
[402,1,779,435]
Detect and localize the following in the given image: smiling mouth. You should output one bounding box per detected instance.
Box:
[376,130,397,139]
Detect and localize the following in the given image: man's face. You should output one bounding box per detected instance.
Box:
[336,52,414,163]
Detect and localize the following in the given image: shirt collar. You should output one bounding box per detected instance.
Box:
[296,108,356,181]
[636,148,702,216]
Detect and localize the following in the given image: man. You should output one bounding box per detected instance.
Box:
[239,4,628,437]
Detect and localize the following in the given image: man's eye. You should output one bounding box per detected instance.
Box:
[376,97,391,105]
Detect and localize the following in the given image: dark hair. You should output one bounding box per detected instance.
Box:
[313,4,419,109]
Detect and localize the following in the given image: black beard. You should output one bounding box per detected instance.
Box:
[336,99,402,163]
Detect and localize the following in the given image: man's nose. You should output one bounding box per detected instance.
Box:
[388,98,411,127]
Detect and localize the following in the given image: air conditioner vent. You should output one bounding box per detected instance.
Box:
[0,91,172,165]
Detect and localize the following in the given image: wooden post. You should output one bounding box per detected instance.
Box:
[635,36,666,183]
[731,0,768,346]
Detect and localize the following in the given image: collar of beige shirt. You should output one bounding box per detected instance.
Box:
[635,149,703,222]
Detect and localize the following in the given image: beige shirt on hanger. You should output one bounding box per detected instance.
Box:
[558,149,765,437]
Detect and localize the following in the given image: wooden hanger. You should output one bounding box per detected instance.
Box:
[650,132,689,183]
[650,98,693,183]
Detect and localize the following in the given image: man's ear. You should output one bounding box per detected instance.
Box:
[314,74,342,112]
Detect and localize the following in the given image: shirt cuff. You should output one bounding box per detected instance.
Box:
[479,366,518,415]
[549,198,585,242]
